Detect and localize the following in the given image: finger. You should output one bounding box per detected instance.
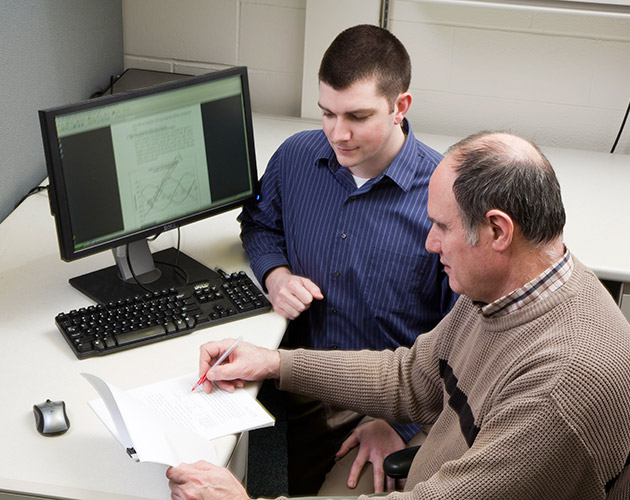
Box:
[198,339,238,376]
[372,462,386,493]
[278,288,311,312]
[212,379,244,392]
[386,475,396,492]
[302,278,324,300]
[274,302,302,320]
[209,360,248,383]
[347,450,368,489]
[336,432,359,458]
[165,465,176,480]
[286,280,317,306]
[201,378,242,394]
[198,342,218,376]
[212,380,237,392]
[165,464,187,484]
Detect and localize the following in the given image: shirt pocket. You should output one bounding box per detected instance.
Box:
[363,246,434,315]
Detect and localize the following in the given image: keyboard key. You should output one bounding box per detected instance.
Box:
[116,325,166,345]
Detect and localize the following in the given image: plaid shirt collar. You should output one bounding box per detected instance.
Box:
[480,247,573,318]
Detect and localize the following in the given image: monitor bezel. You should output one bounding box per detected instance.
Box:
[39,66,259,263]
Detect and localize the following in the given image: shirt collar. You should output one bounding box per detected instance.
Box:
[480,247,574,318]
[317,119,416,192]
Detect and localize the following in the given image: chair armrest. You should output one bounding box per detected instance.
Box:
[383,445,421,479]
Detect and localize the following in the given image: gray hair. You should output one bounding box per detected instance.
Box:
[447,132,566,247]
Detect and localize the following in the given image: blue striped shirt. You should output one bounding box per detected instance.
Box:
[239,120,457,440]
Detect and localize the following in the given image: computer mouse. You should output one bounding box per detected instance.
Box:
[33,399,70,436]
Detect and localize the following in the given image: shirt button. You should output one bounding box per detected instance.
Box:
[349,195,356,200]
[331,344,339,350]
[333,271,341,278]
[332,308,338,314]
[340,232,347,239]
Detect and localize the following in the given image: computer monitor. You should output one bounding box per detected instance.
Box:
[39,66,259,303]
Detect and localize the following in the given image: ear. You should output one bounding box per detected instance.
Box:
[485,209,514,252]
[393,92,412,125]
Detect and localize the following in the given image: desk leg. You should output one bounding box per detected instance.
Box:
[228,431,249,484]
[601,279,625,307]
[620,284,630,323]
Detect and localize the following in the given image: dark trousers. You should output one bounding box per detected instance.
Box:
[286,392,363,496]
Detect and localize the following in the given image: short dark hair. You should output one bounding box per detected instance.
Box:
[448,132,566,246]
[318,24,411,109]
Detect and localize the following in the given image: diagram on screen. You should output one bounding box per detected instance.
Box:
[132,152,201,225]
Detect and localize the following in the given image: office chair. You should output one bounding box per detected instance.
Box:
[383,445,421,479]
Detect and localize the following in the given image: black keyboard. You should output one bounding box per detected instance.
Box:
[54,270,271,359]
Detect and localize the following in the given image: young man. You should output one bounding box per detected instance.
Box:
[238,25,455,494]
[167,131,630,500]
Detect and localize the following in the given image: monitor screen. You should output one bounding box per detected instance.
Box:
[39,67,259,302]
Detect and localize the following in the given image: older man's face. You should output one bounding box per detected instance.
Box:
[425,156,497,303]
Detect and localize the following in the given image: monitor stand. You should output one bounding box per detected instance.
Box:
[69,243,221,304]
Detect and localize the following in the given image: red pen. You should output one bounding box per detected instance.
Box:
[191,336,243,391]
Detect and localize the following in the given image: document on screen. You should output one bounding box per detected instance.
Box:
[82,372,274,466]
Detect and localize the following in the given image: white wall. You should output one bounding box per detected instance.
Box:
[122,0,630,154]
[300,0,381,117]
[123,0,306,117]
[393,0,630,153]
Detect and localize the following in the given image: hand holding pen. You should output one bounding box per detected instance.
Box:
[192,336,243,392]
[193,337,282,393]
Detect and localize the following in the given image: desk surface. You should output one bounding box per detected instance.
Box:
[1,114,629,500]
[0,115,302,500]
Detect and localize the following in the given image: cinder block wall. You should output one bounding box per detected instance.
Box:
[122,0,630,154]
[122,0,306,117]
[392,0,630,153]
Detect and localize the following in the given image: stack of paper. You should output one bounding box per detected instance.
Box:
[83,372,274,466]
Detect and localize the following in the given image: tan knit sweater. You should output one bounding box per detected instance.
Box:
[277,258,630,499]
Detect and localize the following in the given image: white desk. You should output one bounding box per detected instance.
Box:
[1,114,629,500]
[0,115,306,500]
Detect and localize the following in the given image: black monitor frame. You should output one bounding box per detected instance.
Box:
[39,66,259,303]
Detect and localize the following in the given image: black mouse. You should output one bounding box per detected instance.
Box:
[33,399,70,436]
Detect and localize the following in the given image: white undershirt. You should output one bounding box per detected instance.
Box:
[352,174,370,188]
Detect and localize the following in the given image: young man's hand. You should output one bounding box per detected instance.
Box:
[265,266,324,319]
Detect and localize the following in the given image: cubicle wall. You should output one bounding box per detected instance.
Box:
[0,0,123,224]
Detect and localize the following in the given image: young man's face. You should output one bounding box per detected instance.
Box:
[318,79,405,179]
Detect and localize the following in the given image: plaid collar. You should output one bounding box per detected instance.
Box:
[481,248,573,318]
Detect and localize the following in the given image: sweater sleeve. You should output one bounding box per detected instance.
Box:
[278,333,444,426]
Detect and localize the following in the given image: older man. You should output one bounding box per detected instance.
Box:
[167,131,630,500]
